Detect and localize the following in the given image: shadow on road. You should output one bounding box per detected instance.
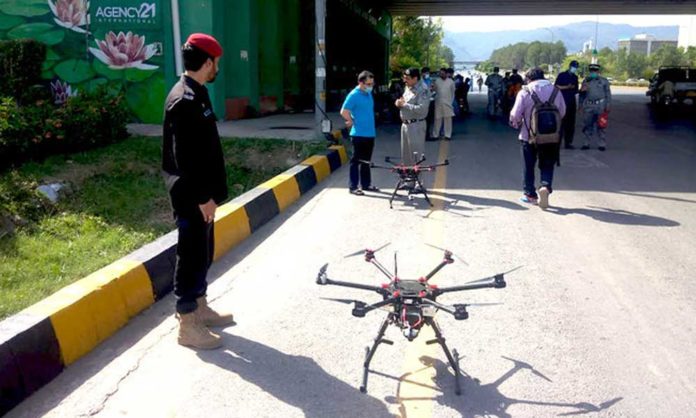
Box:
[383,356,622,418]
[197,333,394,418]
[546,205,679,227]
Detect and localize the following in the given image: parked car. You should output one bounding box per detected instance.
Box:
[647,67,696,107]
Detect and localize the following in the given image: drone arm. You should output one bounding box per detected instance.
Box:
[420,298,456,315]
[351,297,399,318]
[321,278,389,297]
[432,274,506,296]
[370,258,395,281]
[421,299,469,321]
[425,260,451,281]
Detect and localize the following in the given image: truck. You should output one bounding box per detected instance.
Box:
[647,66,696,107]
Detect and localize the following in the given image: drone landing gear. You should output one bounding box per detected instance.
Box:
[389,176,433,209]
[360,317,393,393]
[359,316,462,396]
[425,317,462,396]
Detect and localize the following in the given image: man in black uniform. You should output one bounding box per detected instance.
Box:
[162,33,234,350]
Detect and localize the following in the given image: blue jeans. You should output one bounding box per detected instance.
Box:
[522,141,555,197]
[349,136,374,189]
[174,213,213,314]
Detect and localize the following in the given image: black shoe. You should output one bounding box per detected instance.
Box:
[581,145,590,150]
[598,146,606,151]
[444,137,451,141]
[363,185,379,192]
[425,137,438,142]
[564,144,575,150]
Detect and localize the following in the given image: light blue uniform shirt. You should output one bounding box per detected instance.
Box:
[341,87,376,138]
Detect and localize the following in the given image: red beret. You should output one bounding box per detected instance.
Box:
[186,33,223,58]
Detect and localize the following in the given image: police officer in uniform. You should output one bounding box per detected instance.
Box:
[162,33,234,350]
[579,63,612,151]
[396,68,429,166]
[485,66,504,118]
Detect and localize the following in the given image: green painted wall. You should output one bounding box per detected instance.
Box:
[178,0,226,115]
[283,0,301,96]
[224,0,259,108]
[258,0,284,108]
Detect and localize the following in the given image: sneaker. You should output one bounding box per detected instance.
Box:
[349,188,364,196]
[520,194,538,205]
[598,146,606,151]
[444,137,452,141]
[363,185,380,192]
[538,187,550,209]
[580,145,590,150]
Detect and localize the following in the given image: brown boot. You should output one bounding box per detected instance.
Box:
[196,297,235,327]
[177,311,222,350]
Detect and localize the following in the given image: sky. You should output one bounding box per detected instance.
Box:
[441,15,691,33]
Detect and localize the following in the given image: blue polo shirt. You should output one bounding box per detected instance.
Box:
[341,87,376,138]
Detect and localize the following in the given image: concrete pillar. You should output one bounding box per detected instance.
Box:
[315,0,328,139]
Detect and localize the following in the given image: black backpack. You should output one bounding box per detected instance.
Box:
[525,87,562,145]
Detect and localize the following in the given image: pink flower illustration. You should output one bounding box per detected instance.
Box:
[89,31,158,70]
[50,79,77,105]
[48,0,90,34]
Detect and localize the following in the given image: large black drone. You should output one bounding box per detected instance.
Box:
[316,244,514,395]
[363,154,449,208]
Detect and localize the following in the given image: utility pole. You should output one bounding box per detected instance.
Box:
[315,0,329,140]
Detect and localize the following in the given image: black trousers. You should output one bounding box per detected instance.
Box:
[174,211,214,314]
[350,136,374,189]
[560,101,576,146]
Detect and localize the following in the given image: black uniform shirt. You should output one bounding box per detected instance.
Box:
[162,75,228,217]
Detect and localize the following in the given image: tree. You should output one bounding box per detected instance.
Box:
[390,17,452,73]
[650,45,687,68]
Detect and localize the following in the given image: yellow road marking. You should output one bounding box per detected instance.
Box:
[398,140,450,417]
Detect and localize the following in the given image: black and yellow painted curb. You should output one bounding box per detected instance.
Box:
[0,145,348,415]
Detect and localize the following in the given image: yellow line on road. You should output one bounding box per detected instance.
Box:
[397,140,451,418]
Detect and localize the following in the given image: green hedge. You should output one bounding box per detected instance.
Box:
[0,39,46,104]
[0,87,130,170]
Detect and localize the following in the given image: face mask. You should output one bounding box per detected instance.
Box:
[364,86,373,93]
[424,74,430,80]
[589,72,598,79]
[570,67,577,74]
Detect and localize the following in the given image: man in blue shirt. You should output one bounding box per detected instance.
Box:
[555,60,580,149]
[341,70,378,195]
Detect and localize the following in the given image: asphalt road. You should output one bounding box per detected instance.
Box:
[8,89,696,418]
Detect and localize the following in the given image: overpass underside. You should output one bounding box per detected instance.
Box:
[378,0,696,16]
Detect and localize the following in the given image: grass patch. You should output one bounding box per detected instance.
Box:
[0,136,325,319]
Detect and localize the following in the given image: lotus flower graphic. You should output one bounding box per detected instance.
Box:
[89,31,158,70]
[50,79,77,105]
[48,0,90,34]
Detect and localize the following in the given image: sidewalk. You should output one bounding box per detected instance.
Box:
[128,112,345,141]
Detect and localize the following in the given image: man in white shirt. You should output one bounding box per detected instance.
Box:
[432,68,456,140]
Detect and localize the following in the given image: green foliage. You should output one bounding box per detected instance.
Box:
[560,45,696,82]
[390,17,453,73]
[481,41,567,71]
[0,38,46,103]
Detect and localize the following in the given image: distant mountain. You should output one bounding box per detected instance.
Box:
[445,21,679,62]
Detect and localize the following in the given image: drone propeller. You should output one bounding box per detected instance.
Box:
[425,243,469,266]
[344,242,391,258]
[464,302,504,307]
[463,266,523,285]
[320,297,361,305]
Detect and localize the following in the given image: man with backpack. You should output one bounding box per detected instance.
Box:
[509,67,566,209]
